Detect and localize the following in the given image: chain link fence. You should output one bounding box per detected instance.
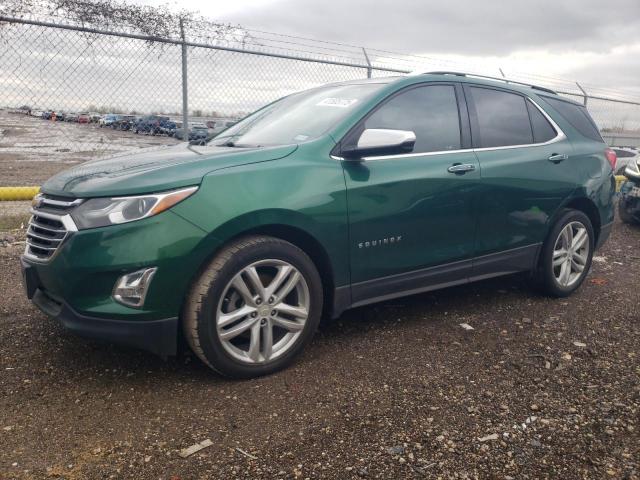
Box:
[1,4,640,187]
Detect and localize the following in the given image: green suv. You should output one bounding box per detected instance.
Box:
[21,72,616,378]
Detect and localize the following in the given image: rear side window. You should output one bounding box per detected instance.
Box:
[469,87,533,148]
[363,85,462,153]
[613,149,636,158]
[542,97,603,142]
[526,100,557,143]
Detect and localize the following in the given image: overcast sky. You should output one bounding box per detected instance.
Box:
[134,0,640,96]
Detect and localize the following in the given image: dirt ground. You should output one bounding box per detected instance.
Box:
[0,111,178,186]
[0,214,638,479]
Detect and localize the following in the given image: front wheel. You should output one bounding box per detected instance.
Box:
[536,210,594,297]
[183,236,323,378]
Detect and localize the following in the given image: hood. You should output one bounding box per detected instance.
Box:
[40,143,297,198]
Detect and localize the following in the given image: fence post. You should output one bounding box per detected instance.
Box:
[179,18,189,141]
[576,82,588,107]
[362,48,372,79]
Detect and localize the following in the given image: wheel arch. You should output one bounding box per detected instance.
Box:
[184,217,344,322]
[562,197,601,244]
[234,223,337,319]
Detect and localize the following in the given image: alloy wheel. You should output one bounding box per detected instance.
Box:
[216,259,310,364]
[552,221,590,287]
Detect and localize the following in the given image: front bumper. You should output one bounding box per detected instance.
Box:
[20,210,215,357]
[24,260,178,357]
[619,181,640,222]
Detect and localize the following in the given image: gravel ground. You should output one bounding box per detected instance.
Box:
[0,217,638,480]
[0,111,178,186]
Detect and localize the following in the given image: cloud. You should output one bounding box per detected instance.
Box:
[226,0,640,56]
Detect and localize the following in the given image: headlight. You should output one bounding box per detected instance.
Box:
[71,186,198,229]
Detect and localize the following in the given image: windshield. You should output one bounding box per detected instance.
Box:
[207,83,385,147]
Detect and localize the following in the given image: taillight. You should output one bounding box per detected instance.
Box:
[605,148,617,171]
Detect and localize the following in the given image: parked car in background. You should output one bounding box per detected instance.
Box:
[611,147,639,175]
[111,115,137,131]
[42,110,54,120]
[134,115,170,135]
[210,120,238,135]
[90,113,102,123]
[77,113,91,124]
[619,154,640,224]
[158,120,181,136]
[99,114,121,127]
[173,122,209,141]
[21,73,616,378]
[31,110,44,118]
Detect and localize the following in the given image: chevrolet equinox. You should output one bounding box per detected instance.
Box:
[21,72,616,378]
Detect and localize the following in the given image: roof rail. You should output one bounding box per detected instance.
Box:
[422,71,558,95]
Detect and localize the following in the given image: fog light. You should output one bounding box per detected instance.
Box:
[112,267,157,308]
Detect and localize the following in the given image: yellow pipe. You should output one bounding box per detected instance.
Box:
[615,175,627,192]
[0,186,40,201]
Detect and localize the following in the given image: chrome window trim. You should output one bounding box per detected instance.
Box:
[332,95,566,162]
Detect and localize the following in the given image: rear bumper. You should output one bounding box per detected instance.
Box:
[31,288,178,357]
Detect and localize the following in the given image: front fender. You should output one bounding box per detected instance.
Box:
[171,151,350,288]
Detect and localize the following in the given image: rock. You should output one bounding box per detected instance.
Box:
[459,323,474,331]
[179,439,213,458]
[573,341,587,348]
[386,445,404,455]
[530,404,540,411]
[530,439,542,447]
[478,433,499,442]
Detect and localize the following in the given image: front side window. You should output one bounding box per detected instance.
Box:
[470,87,533,148]
[362,85,462,154]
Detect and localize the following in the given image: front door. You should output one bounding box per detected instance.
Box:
[340,83,481,304]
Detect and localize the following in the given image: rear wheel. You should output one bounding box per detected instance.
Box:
[183,236,323,378]
[536,210,594,297]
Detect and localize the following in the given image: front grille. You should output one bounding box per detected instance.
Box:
[24,195,81,262]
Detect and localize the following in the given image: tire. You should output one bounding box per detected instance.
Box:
[618,202,637,224]
[183,236,323,378]
[536,209,594,297]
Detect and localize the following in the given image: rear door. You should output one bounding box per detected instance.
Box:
[341,83,481,303]
[464,85,577,276]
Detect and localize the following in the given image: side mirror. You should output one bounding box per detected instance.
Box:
[342,128,416,159]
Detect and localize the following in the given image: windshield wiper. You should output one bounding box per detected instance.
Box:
[216,140,262,148]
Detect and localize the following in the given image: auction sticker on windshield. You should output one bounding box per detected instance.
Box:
[316,98,359,108]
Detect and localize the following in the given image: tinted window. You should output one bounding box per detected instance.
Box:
[363,85,461,153]
[470,87,533,148]
[542,97,603,142]
[613,149,636,158]
[527,100,557,143]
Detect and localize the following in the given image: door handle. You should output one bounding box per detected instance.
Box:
[548,153,568,163]
[447,163,476,174]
